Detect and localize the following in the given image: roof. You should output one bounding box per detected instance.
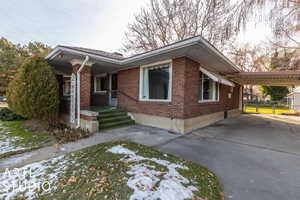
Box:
[237,71,300,75]
[58,46,124,60]
[230,70,300,86]
[46,35,241,74]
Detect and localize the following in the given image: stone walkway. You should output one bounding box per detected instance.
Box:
[0,125,180,170]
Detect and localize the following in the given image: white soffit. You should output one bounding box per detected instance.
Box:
[200,67,235,87]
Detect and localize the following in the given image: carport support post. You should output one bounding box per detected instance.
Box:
[256,104,258,113]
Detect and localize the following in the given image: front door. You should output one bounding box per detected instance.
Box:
[109,73,118,107]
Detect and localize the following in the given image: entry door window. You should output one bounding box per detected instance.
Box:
[63,78,71,96]
[111,74,118,91]
[95,75,108,93]
[111,74,118,98]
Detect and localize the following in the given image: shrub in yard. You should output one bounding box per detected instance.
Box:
[0,108,24,121]
[7,55,59,121]
[48,121,91,143]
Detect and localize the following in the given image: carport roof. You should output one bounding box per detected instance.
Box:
[230,71,300,86]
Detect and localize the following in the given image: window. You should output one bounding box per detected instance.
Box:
[199,73,219,102]
[95,75,108,93]
[63,79,71,96]
[140,62,171,101]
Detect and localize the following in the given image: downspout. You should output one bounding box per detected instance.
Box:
[76,56,89,128]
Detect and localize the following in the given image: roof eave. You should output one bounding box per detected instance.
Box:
[45,36,240,73]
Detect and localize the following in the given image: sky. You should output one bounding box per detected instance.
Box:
[0,0,271,53]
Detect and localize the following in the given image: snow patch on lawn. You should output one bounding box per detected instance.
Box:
[108,145,198,200]
[0,124,27,155]
[0,155,69,200]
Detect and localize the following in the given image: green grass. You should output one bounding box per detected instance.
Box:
[0,120,55,158]
[38,142,223,200]
[244,106,294,115]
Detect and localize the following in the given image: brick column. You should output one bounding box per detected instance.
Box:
[172,57,201,118]
[72,62,92,110]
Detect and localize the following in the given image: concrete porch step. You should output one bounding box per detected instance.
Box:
[97,107,135,130]
[100,115,131,123]
[99,111,127,118]
[99,108,124,114]
[99,119,135,130]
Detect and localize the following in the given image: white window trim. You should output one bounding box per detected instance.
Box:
[199,73,220,103]
[139,60,172,102]
[94,74,108,94]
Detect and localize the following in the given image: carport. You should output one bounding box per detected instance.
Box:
[229,70,300,86]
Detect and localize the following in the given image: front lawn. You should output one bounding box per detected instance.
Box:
[0,120,55,159]
[0,142,223,200]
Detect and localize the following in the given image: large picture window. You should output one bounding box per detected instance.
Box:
[94,75,108,93]
[140,62,171,101]
[199,73,219,102]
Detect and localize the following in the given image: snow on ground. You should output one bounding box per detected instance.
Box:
[108,145,198,200]
[0,123,26,155]
[0,155,69,200]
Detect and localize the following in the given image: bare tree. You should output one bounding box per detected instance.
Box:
[124,0,232,53]
[229,43,270,72]
[124,0,299,54]
[228,42,271,100]
[227,0,300,48]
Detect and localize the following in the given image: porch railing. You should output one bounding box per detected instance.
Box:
[113,90,139,102]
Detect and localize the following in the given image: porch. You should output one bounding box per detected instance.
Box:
[58,71,119,113]
[46,47,133,132]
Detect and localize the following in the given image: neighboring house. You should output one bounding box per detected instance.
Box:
[288,87,300,112]
[45,36,300,134]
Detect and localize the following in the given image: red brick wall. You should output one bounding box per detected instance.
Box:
[182,58,240,118]
[118,57,240,119]
[118,67,178,118]
[73,64,91,110]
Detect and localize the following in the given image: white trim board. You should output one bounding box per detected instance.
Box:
[139,60,173,102]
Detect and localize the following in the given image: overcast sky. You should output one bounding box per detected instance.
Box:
[0,0,271,53]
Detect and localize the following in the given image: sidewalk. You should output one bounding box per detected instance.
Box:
[0,125,179,170]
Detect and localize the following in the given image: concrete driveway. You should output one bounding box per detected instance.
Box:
[156,114,300,200]
[1,114,299,199]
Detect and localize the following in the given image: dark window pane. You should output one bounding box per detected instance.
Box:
[148,67,169,99]
[100,77,108,91]
[199,72,203,100]
[111,74,118,90]
[203,74,213,100]
[215,83,219,100]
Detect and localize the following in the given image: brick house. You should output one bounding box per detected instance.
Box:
[46,36,300,134]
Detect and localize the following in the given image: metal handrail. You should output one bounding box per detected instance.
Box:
[108,89,139,102]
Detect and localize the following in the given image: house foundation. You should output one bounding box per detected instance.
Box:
[80,110,99,133]
[129,108,241,134]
